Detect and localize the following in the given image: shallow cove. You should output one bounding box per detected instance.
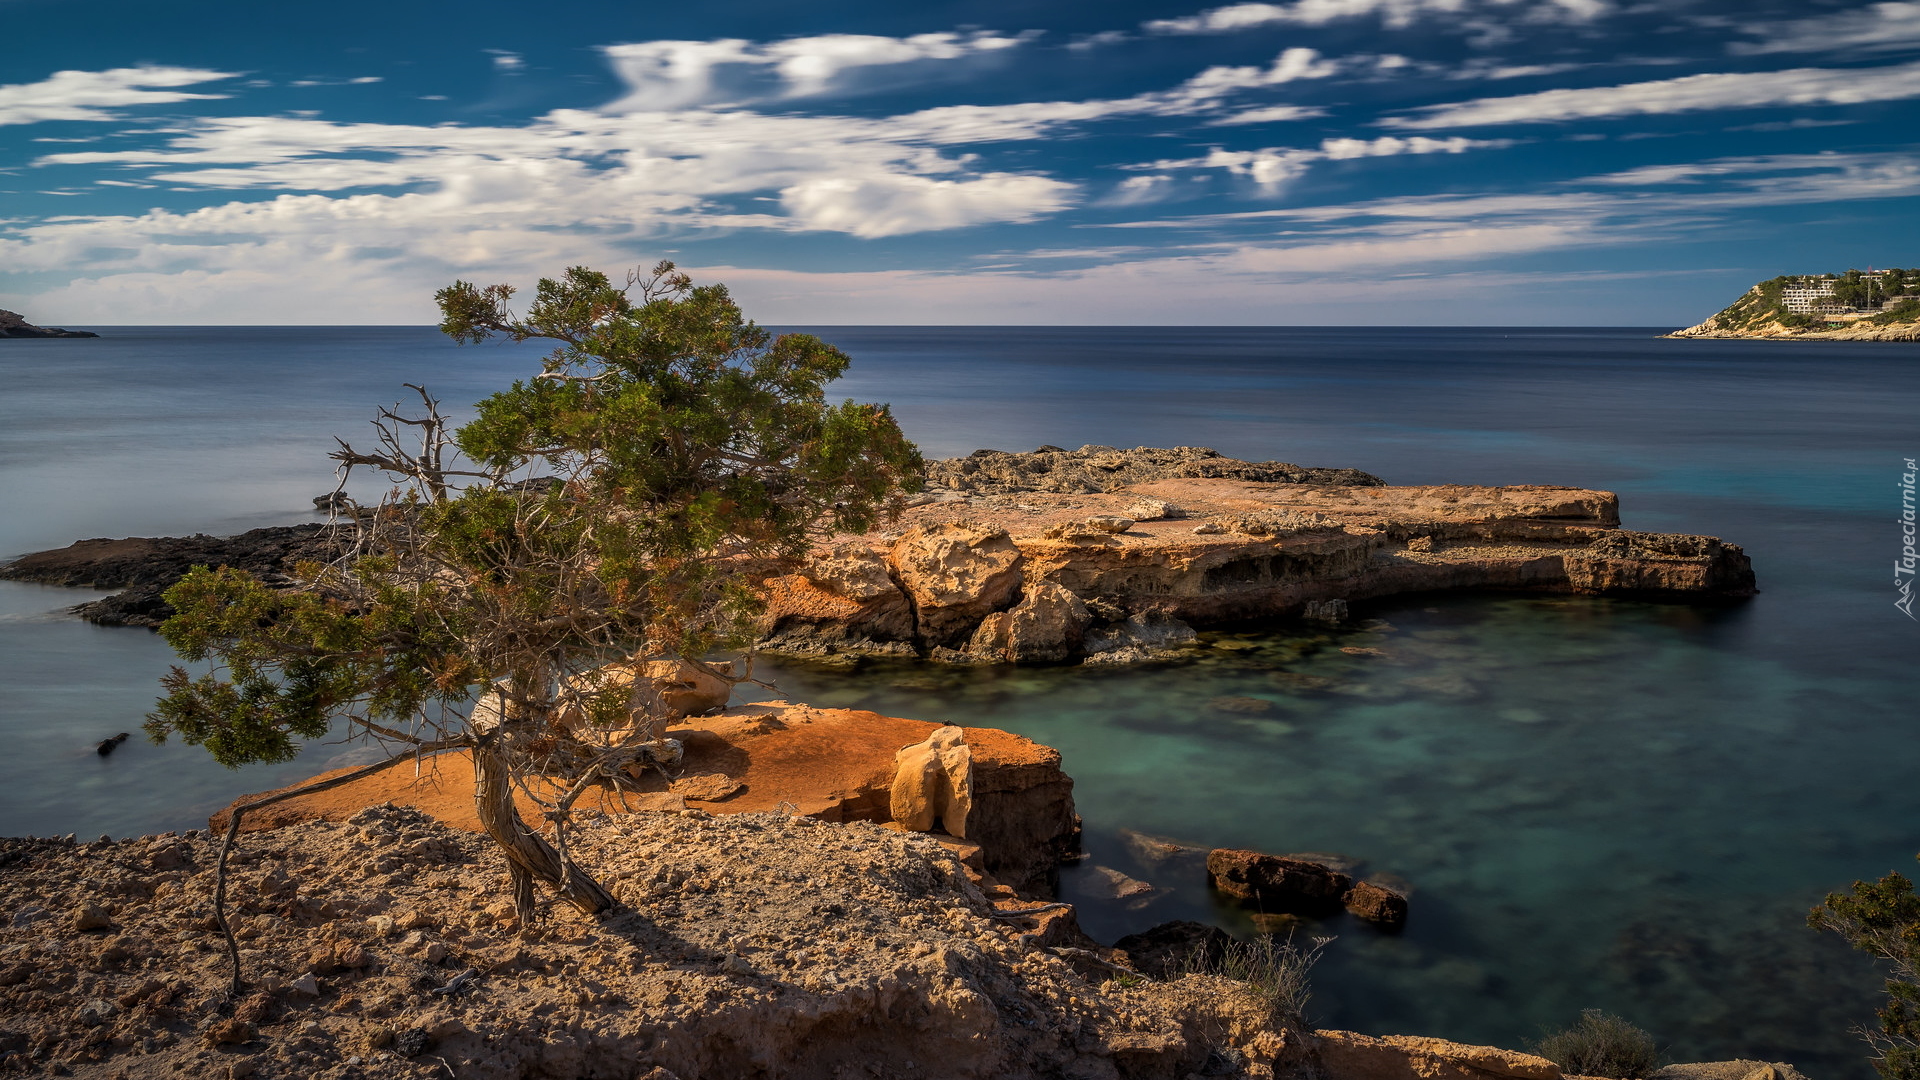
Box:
[0,326,1914,1075]
[746,590,1901,1073]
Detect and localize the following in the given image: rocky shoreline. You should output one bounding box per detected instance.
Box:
[0,448,1757,650]
[0,309,97,339]
[0,801,1816,1080]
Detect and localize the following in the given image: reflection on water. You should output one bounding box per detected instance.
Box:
[744,593,1897,1075]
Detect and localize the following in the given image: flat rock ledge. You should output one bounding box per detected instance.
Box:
[0,451,1758,659]
[762,474,1756,665]
[217,703,1081,900]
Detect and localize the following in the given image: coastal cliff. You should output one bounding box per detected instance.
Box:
[0,309,97,339]
[1667,271,1920,340]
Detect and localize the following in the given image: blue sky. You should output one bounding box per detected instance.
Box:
[5,0,1920,325]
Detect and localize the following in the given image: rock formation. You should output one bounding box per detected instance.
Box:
[0,309,97,338]
[217,702,1080,899]
[2,448,1757,654]
[925,445,1382,495]
[891,724,975,837]
[0,806,1294,1080]
[761,468,1756,665]
[0,524,342,627]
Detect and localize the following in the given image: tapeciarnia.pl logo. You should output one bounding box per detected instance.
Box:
[1900,457,1918,620]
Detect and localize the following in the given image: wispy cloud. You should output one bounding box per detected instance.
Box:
[1135,134,1514,190]
[1382,60,1920,128]
[1731,2,1920,56]
[0,66,236,126]
[1142,0,1608,34]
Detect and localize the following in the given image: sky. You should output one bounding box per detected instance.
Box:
[4,0,1920,325]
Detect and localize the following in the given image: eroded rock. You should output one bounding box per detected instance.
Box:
[1207,849,1352,916]
[891,724,975,837]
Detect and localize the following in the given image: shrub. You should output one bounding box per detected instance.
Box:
[1535,1010,1660,1079]
[1808,858,1920,1080]
[1195,934,1330,1033]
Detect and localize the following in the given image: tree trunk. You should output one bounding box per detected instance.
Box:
[471,742,615,917]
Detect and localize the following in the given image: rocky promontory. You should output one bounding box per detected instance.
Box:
[0,309,98,338]
[1667,271,1920,340]
[1,448,1757,660]
[762,447,1756,665]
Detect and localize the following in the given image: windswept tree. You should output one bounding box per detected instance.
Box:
[1811,855,1920,1080]
[147,263,922,983]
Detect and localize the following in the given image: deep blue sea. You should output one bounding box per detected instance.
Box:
[1,326,1914,1074]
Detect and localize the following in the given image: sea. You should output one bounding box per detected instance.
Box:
[0,326,1913,1074]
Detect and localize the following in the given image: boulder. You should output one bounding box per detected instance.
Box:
[1207,849,1352,916]
[1564,531,1756,598]
[1315,1031,1562,1080]
[1113,920,1232,979]
[888,522,1024,645]
[889,724,974,838]
[968,580,1091,663]
[1343,880,1409,928]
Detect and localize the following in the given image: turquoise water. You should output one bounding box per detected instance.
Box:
[0,326,1914,1074]
[748,594,1900,1069]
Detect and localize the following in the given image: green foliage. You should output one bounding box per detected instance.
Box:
[1810,856,1920,1080]
[148,261,924,770]
[1534,1010,1660,1079]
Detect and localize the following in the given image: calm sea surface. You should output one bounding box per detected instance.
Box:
[0,326,1914,1073]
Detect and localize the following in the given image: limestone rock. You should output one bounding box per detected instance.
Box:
[889,522,1024,645]
[967,581,1090,663]
[1083,612,1197,664]
[1343,880,1409,928]
[1207,849,1352,915]
[924,444,1383,495]
[1084,516,1135,534]
[1653,1062,1811,1080]
[890,724,974,838]
[1564,531,1756,598]
[634,660,732,719]
[1316,1030,1562,1080]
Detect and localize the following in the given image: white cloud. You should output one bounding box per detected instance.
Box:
[487,50,526,72]
[1320,135,1511,157]
[1205,104,1328,125]
[1142,0,1607,33]
[1177,47,1342,99]
[1138,134,1512,190]
[780,173,1076,237]
[601,31,1027,110]
[1732,2,1920,56]
[1383,60,1920,128]
[0,66,236,126]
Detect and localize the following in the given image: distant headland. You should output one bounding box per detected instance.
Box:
[1668,268,1920,340]
[0,309,97,339]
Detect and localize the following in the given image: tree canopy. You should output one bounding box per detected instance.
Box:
[146,262,922,964]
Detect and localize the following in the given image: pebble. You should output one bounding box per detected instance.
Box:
[70,902,112,932]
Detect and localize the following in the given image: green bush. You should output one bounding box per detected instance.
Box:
[1535,1010,1660,1079]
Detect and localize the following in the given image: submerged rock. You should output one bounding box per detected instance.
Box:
[1207,848,1353,916]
